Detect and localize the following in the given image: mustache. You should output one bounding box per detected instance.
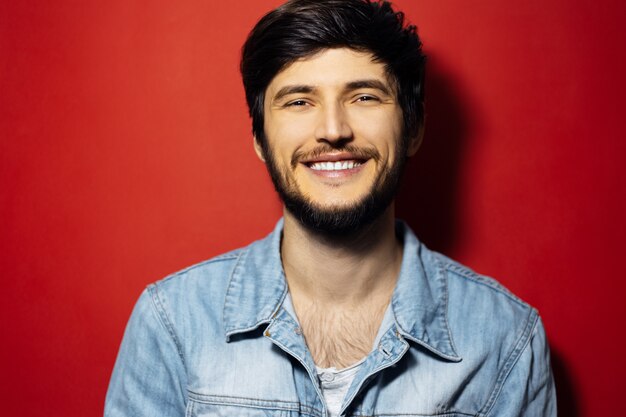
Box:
[291,145,381,168]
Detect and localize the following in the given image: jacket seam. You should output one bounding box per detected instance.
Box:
[438,257,460,356]
[147,284,187,369]
[479,307,539,416]
[443,262,527,308]
[185,399,194,417]
[351,413,474,417]
[158,253,240,285]
[222,249,246,335]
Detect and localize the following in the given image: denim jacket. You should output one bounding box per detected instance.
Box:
[105,220,556,417]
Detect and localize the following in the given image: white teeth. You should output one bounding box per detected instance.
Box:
[310,160,361,171]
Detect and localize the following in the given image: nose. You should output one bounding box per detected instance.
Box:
[314,103,353,146]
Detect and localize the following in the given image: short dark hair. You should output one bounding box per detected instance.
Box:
[240,0,426,147]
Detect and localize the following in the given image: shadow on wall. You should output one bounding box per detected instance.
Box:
[396,53,472,255]
[396,55,580,416]
[551,348,580,416]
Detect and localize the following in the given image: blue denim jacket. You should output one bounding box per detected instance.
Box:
[105,220,556,417]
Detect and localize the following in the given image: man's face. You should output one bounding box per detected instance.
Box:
[256,48,417,234]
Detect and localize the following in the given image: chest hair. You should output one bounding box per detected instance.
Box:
[296,299,389,369]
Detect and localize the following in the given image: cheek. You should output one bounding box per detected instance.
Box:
[353,111,403,148]
[265,114,314,156]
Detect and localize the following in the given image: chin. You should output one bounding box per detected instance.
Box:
[285,193,392,236]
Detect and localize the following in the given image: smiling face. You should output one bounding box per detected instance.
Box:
[256,48,418,234]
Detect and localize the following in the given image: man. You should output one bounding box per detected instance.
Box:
[105,1,556,416]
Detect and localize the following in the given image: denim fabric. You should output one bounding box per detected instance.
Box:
[105,220,556,417]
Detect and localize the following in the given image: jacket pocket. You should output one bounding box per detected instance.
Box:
[186,393,305,417]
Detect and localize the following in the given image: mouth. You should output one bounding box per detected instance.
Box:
[299,150,372,173]
[307,160,364,171]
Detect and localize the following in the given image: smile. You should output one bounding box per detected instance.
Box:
[309,160,362,171]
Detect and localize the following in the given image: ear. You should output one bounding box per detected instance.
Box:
[253,136,266,162]
[406,123,425,157]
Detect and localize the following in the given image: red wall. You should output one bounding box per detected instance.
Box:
[1,1,624,415]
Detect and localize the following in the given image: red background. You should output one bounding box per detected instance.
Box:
[1,1,624,416]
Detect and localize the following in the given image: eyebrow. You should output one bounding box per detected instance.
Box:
[271,79,393,102]
[273,85,315,102]
[345,79,393,96]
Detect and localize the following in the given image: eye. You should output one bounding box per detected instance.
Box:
[285,99,310,107]
[354,95,380,104]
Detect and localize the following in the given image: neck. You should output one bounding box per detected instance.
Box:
[281,205,403,307]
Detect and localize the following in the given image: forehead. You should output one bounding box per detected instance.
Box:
[266,48,391,94]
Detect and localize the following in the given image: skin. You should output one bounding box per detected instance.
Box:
[254,48,421,367]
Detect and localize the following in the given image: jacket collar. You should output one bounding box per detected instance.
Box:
[390,221,461,361]
[222,220,287,338]
[222,219,461,361]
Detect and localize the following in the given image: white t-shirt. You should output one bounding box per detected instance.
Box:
[316,359,365,417]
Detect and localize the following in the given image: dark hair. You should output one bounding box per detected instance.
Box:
[240,0,426,146]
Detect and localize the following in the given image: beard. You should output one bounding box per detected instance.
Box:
[260,140,408,235]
